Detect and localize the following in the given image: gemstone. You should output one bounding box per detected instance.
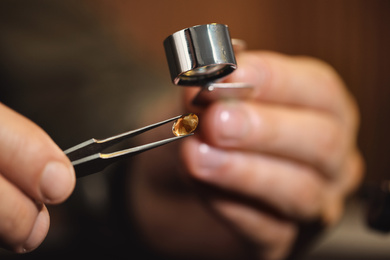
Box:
[172,113,199,136]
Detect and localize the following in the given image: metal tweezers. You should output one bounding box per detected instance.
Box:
[64,115,192,178]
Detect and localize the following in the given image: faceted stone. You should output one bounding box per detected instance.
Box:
[172,113,199,136]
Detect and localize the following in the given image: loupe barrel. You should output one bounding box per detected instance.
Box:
[164,23,237,86]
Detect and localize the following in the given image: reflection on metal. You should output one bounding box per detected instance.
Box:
[164,23,252,106]
[164,23,236,86]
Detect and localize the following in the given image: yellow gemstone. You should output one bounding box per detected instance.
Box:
[172,113,199,136]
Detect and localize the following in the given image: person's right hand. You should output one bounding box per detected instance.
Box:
[0,103,75,253]
[129,51,364,260]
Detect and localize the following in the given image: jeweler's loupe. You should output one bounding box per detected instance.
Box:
[164,23,252,106]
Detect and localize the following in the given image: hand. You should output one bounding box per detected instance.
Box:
[0,103,75,253]
[181,51,364,259]
[129,51,364,260]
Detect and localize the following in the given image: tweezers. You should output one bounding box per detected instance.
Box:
[64,115,192,178]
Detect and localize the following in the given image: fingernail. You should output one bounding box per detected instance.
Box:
[22,205,49,253]
[197,143,227,174]
[218,105,249,141]
[40,161,75,203]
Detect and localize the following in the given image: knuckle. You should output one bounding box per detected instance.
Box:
[265,229,296,260]
[340,149,365,194]
[288,172,323,220]
[300,56,340,84]
[254,219,297,260]
[315,120,344,173]
[344,94,361,133]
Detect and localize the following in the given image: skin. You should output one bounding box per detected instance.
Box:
[130,51,364,260]
[0,103,75,253]
[0,51,363,259]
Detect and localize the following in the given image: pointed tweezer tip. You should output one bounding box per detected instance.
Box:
[102,133,194,159]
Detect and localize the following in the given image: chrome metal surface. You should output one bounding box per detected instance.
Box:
[164,23,236,86]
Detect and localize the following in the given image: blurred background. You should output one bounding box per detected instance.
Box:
[1,0,389,259]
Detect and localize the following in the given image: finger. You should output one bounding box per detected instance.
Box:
[331,148,365,196]
[0,103,75,204]
[21,204,50,253]
[309,150,364,226]
[224,51,356,122]
[209,198,297,260]
[0,174,49,253]
[199,101,349,178]
[184,51,359,130]
[182,138,328,221]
